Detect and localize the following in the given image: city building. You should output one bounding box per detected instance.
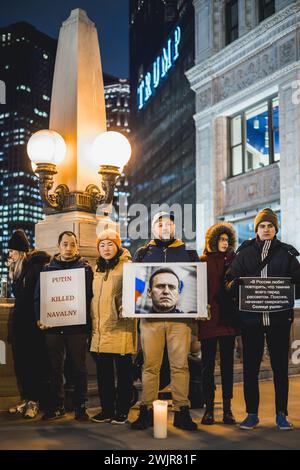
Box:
[104,73,130,135]
[129,0,196,248]
[0,22,57,276]
[104,74,131,248]
[186,0,300,249]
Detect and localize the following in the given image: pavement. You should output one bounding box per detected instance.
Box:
[0,376,300,450]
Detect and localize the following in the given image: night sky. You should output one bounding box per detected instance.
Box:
[0,0,129,78]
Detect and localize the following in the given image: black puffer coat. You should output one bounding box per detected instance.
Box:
[133,239,199,262]
[12,250,51,330]
[225,237,300,327]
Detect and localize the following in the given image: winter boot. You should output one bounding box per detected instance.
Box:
[131,405,153,430]
[223,399,236,425]
[201,401,215,425]
[173,406,197,431]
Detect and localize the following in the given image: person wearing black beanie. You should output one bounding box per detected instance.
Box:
[7,229,50,419]
[8,229,30,253]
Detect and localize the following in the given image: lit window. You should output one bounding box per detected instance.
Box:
[16,85,31,92]
[230,96,280,176]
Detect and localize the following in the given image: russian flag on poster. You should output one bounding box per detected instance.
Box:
[135,277,146,301]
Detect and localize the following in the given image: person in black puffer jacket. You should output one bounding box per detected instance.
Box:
[7,229,50,419]
[225,208,300,431]
[34,231,93,422]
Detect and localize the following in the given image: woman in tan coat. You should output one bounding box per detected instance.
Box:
[90,230,137,425]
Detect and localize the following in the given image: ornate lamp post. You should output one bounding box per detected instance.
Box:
[1,7,134,411]
[25,8,132,260]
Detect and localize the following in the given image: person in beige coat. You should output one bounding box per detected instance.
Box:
[90,230,137,425]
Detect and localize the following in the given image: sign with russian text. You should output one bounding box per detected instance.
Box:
[40,268,86,327]
[239,277,295,313]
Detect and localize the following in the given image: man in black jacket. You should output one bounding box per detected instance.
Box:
[131,212,199,431]
[225,208,300,430]
[35,231,93,421]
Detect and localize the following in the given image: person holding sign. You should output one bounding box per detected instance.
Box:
[35,231,93,422]
[90,229,137,425]
[225,208,300,431]
[7,229,50,419]
[131,211,199,432]
[199,222,239,426]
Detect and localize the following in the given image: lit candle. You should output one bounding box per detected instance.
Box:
[153,400,168,439]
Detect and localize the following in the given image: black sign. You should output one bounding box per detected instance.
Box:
[239,277,295,313]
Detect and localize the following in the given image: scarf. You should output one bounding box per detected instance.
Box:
[96,248,124,273]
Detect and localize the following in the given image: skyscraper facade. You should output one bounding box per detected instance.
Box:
[0,22,57,277]
[129,0,196,248]
[104,74,130,135]
[104,74,131,248]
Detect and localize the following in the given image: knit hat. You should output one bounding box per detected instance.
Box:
[254,208,279,233]
[96,229,122,251]
[152,211,175,229]
[8,229,30,252]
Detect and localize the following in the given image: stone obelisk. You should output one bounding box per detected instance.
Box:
[35,9,107,259]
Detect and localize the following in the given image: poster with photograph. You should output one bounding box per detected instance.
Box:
[123,262,208,318]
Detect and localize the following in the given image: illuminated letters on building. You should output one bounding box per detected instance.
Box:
[137,26,181,110]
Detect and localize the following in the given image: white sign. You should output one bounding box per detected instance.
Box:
[40,268,86,327]
[123,262,208,318]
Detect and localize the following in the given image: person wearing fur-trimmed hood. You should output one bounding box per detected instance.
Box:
[199,222,239,426]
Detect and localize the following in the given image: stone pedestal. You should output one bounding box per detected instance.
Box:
[0,300,20,411]
[35,211,118,265]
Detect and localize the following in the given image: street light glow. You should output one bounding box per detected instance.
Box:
[92,131,132,170]
[27,129,67,165]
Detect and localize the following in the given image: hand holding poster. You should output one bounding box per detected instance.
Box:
[40,268,86,327]
[239,277,295,313]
